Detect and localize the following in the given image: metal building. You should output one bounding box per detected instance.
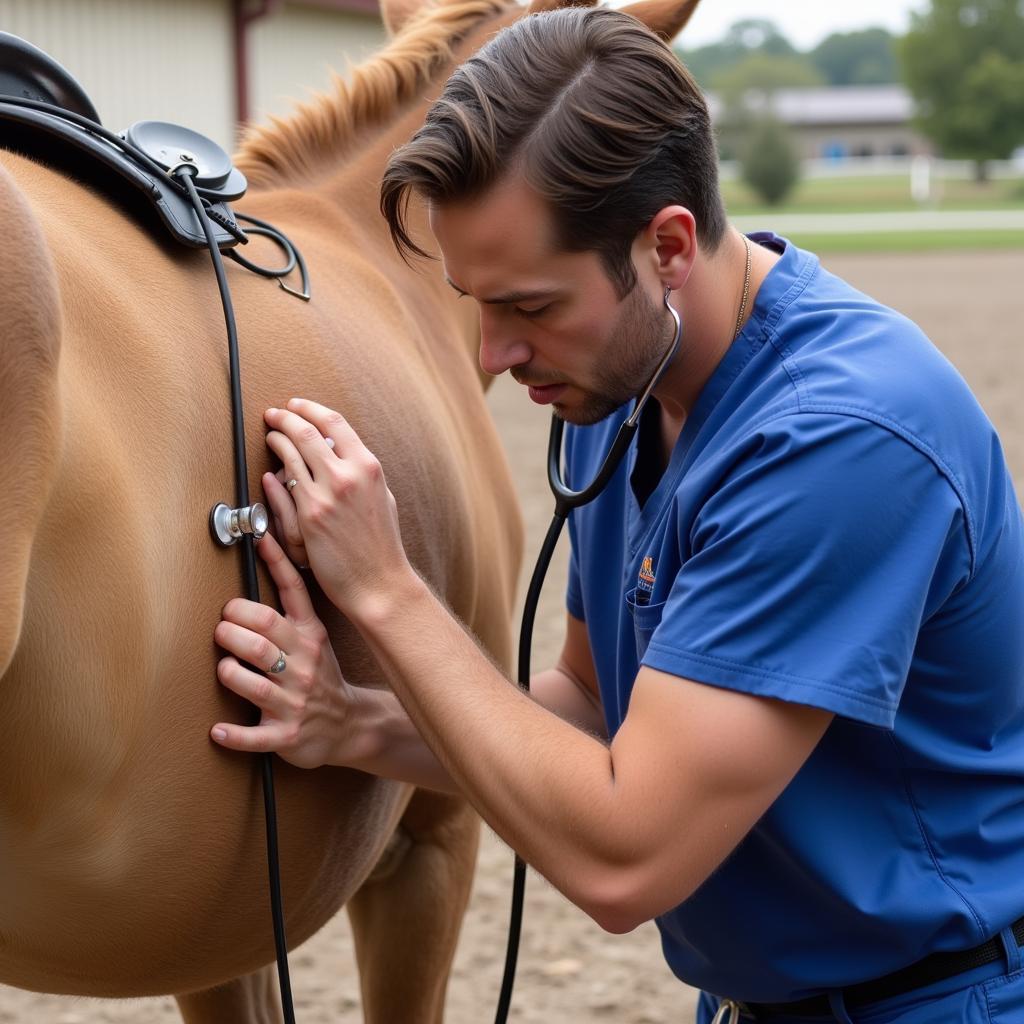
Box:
[707,84,933,162]
[0,0,386,151]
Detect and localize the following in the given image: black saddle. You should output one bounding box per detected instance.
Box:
[0,31,246,248]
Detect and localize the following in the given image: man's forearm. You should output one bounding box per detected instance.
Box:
[348,572,626,919]
[347,660,606,794]
[348,686,462,794]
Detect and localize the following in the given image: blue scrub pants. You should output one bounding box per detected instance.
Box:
[696,930,1024,1023]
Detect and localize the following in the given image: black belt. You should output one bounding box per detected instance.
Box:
[738,915,1024,1019]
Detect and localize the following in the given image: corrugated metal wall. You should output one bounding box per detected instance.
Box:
[0,0,235,146]
[0,0,386,152]
[251,6,385,130]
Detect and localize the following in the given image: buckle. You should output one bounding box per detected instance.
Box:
[711,999,741,1024]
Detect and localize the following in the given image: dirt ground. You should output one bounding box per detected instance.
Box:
[2,250,1022,1022]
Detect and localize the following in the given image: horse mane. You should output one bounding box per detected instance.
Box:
[234,0,519,189]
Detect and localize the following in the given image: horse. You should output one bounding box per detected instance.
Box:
[0,0,699,1019]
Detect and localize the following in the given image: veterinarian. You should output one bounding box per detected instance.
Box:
[210,7,1024,1021]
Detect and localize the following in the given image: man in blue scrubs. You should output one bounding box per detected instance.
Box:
[209,5,1024,1020]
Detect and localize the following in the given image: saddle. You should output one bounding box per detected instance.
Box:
[0,31,245,249]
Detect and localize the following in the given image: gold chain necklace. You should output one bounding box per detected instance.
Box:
[734,234,752,340]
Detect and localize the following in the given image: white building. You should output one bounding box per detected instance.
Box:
[708,85,933,162]
[0,0,387,151]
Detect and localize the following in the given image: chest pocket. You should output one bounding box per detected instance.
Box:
[624,587,668,662]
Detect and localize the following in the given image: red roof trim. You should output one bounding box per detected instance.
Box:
[289,0,381,16]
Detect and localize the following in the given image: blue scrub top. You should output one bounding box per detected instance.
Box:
[564,234,1024,1003]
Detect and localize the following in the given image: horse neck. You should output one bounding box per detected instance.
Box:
[235,0,518,195]
[235,4,519,380]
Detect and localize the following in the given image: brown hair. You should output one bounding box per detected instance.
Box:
[380,6,727,296]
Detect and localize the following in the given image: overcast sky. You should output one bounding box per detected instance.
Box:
[665,0,930,50]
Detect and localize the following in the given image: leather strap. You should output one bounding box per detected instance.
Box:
[739,915,1024,1019]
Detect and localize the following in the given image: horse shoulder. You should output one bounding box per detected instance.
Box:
[0,155,63,679]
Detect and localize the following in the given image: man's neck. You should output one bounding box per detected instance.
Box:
[653,229,779,435]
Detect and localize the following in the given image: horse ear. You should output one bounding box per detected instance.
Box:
[380,0,434,36]
[526,0,597,15]
[617,0,701,42]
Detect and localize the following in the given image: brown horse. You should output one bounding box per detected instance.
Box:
[0,0,698,1020]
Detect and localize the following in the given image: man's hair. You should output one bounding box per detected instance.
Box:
[380,6,727,297]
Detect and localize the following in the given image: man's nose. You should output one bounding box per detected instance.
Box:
[478,307,531,377]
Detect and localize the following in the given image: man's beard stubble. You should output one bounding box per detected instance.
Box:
[560,285,676,427]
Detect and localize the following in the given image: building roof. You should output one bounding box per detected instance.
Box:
[290,0,381,16]
[706,85,915,127]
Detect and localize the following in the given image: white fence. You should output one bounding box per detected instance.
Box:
[719,155,1024,182]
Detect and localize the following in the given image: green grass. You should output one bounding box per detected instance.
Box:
[783,229,1024,254]
[722,173,1024,216]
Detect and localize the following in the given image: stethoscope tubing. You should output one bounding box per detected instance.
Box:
[549,289,682,514]
[493,510,567,1023]
[493,288,683,1023]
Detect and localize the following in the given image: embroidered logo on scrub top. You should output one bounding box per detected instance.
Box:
[636,556,656,606]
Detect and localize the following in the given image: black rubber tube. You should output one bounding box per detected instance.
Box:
[179,170,297,1024]
[493,510,567,1024]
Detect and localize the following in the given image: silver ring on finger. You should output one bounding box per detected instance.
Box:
[324,437,335,451]
[267,649,287,674]
[286,478,298,492]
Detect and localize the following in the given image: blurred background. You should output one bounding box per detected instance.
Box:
[2,0,1022,251]
[1,0,1021,1021]
[675,0,1024,254]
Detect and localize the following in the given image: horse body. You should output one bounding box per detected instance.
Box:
[0,0,697,1018]
[0,4,520,1015]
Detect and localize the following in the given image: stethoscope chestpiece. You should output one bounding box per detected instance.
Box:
[209,502,269,547]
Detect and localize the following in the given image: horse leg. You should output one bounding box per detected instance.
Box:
[347,789,480,1024]
[174,966,282,1024]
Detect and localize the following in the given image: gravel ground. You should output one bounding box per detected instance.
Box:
[2,249,1021,1022]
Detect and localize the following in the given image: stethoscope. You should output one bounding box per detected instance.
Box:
[492,286,683,1023]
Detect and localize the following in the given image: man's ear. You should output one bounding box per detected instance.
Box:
[642,206,696,292]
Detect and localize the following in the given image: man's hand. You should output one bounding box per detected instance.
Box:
[262,398,416,618]
[210,532,369,770]
[263,469,309,568]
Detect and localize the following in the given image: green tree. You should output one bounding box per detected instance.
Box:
[901,0,1024,177]
[811,28,898,85]
[710,55,824,161]
[711,53,825,104]
[722,18,798,58]
[741,117,801,206]
[676,18,797,89]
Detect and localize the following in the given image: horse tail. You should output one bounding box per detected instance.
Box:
[0,160,63,678]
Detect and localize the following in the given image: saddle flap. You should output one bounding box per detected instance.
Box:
[0,32,245,249]
[0,100,243,249]
[0,31,100,123]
